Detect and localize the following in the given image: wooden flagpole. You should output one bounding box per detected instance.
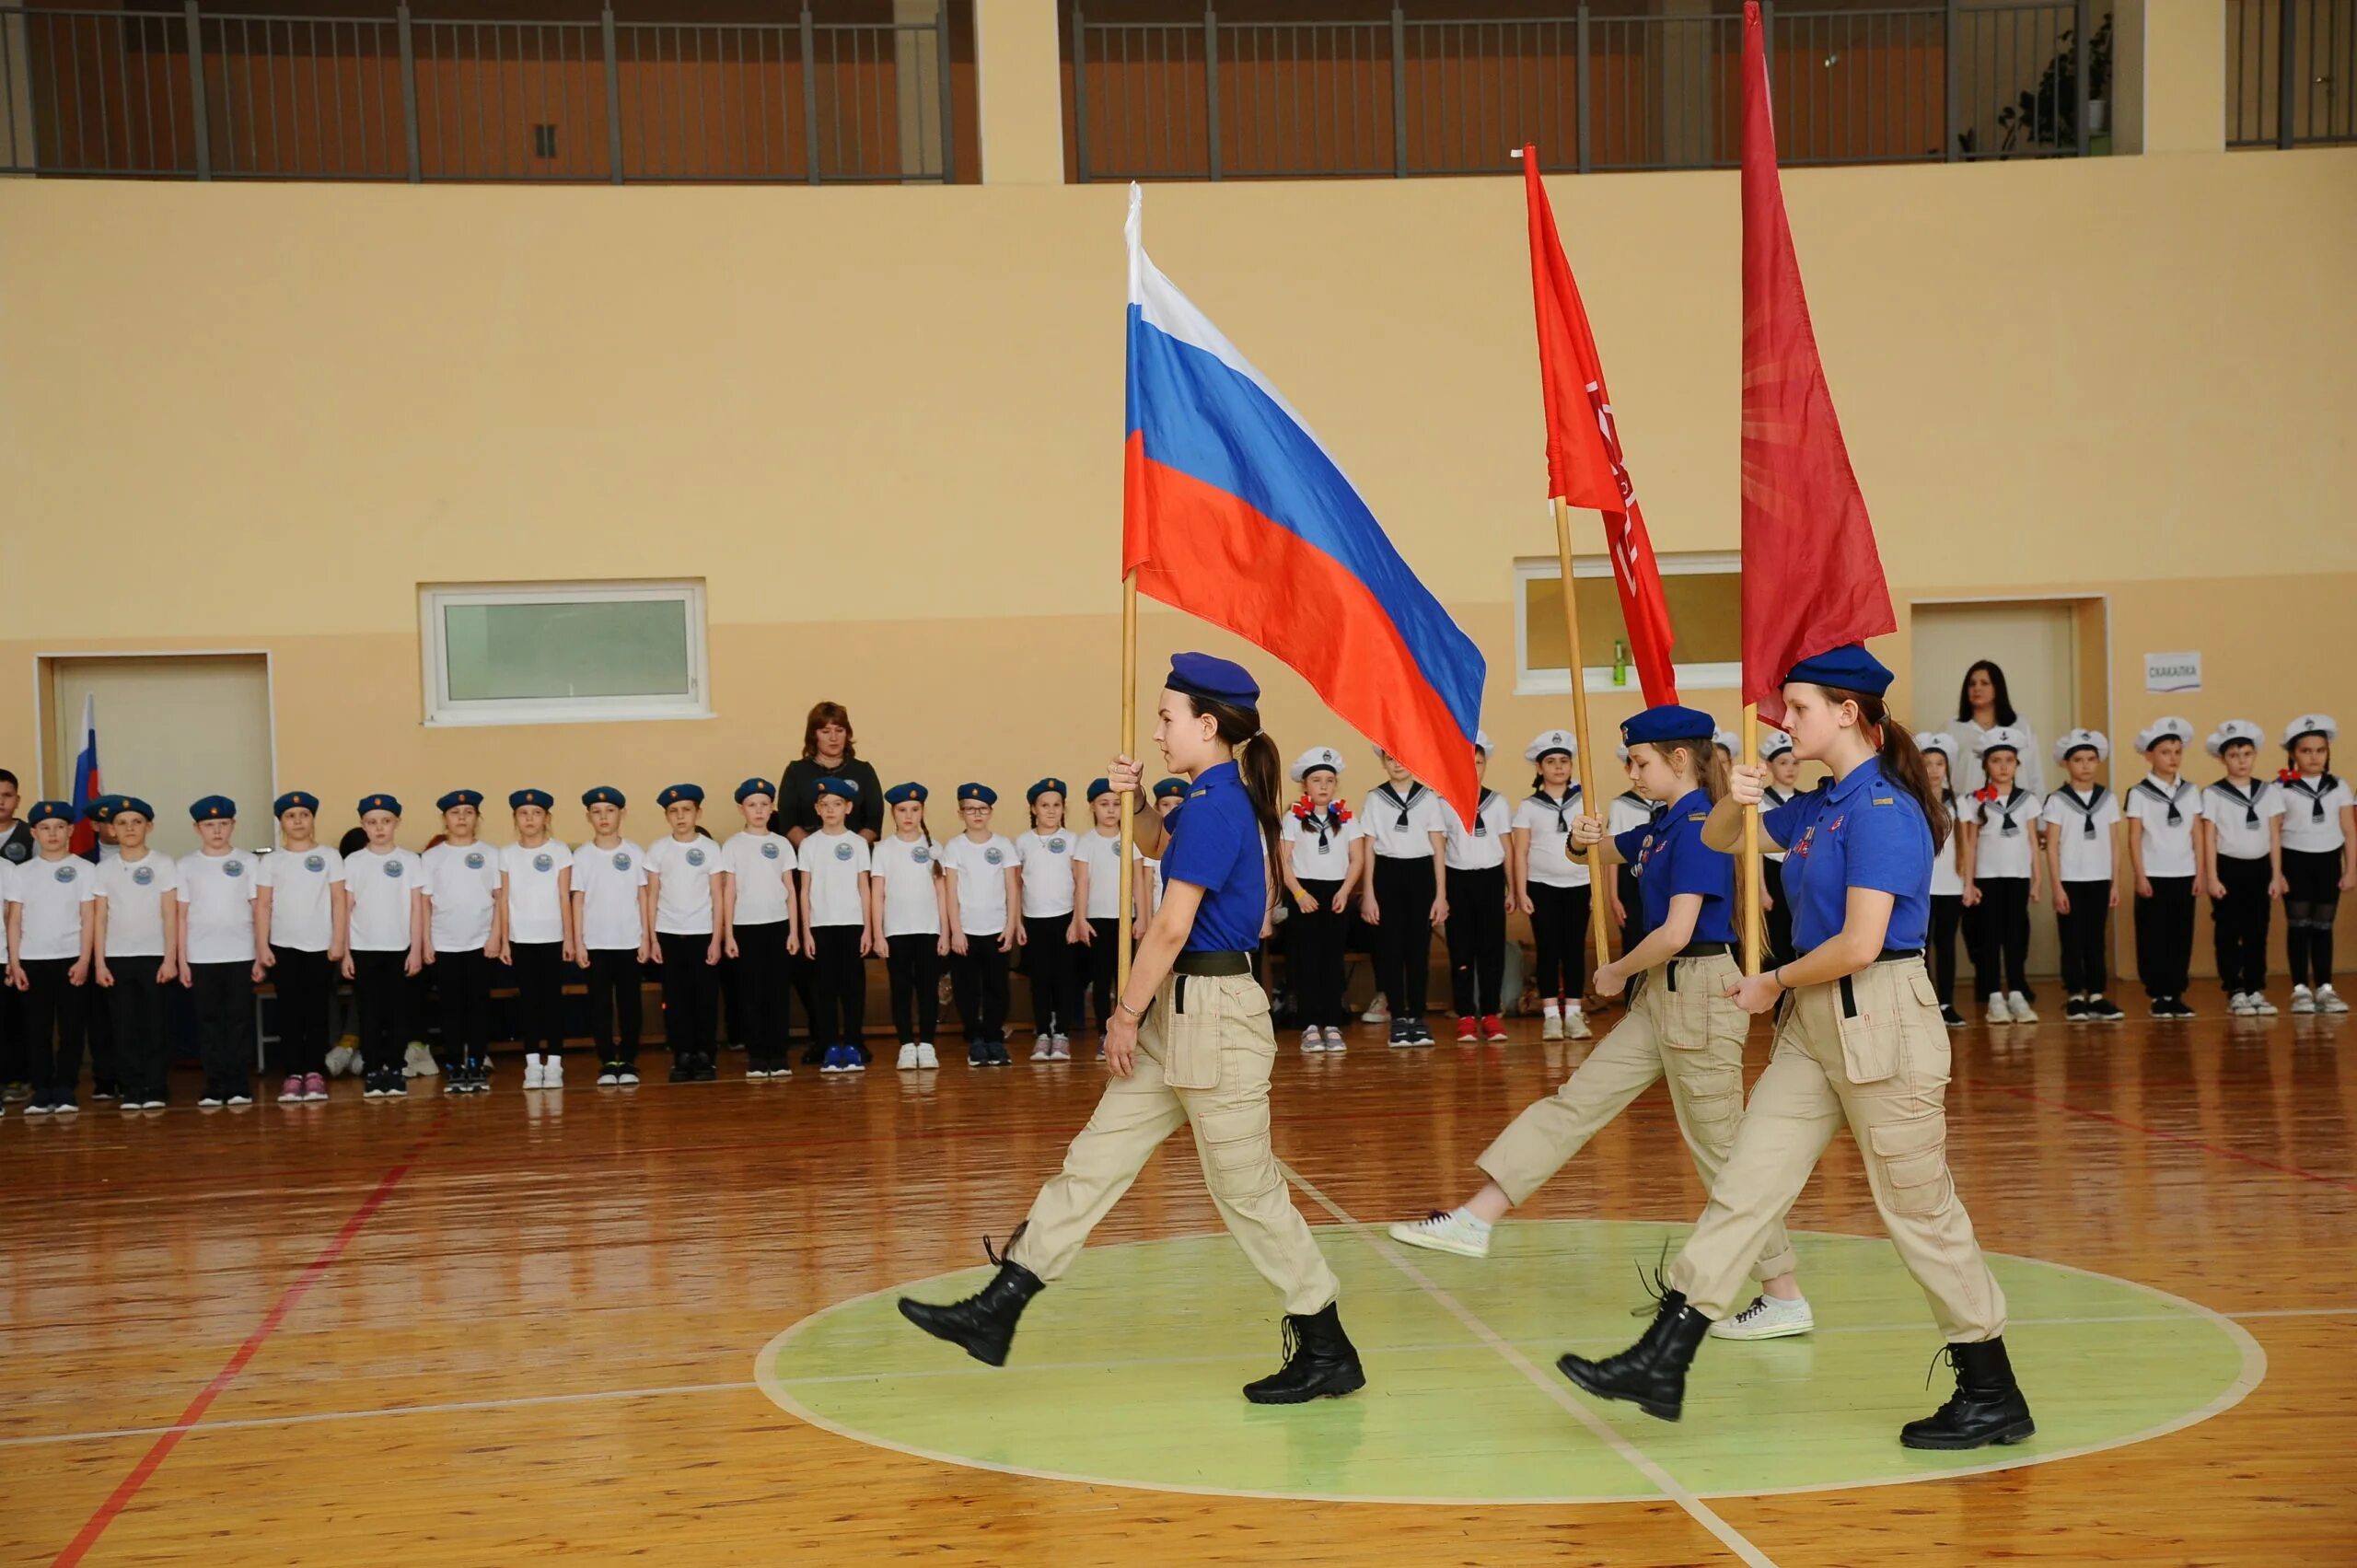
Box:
[1740,703,1763,974]
[1116,570,1139,994]
[1550,500,1615,969]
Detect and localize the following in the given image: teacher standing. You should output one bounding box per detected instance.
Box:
[779,703,883,1063]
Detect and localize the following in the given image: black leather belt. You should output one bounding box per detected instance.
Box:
[1796,946,1923,964]
[1174,950,1252,977]
[1677,942,1732,959]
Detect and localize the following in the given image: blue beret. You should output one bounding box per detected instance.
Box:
[1167,651,1260,710]
[1153,777,1189,800]
[508,788,554,811]
[190,794,238,821]
[957,783,997,806]
[581,786,625,808]
[357,793,402,818]
[657,783,705,807]
[116,796,156,820]
[1028,777,1067,804]
[814,777,859,802]
[1784,644,1894,697]
[1086,777,1112,801]
[1620,705,1718,748]
[884,782,928,806]
[273,791,319,818]
[82,796,119,823]
[27,800,73,826]
[436,789,485,812]
[734,777,777,804]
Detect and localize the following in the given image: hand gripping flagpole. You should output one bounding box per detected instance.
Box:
[1550,500,1616,974]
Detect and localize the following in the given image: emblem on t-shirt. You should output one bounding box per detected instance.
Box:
[1049,837,1067,854]
[304,854,325,873]
[54,864,76,883]
[385,860,405,877]
[532,853,553,873]
[761,842,780,860]
[225,861,246,877]
[984,846,1004,865]
[611,852,632,871]
[134,865,155,886]
[465,851,486,870]
[912,846,931,865]
[687,847,706,867]
[834,842,854,863]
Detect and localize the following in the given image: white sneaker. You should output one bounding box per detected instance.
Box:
[226,1094,252,1108]
[542,1056,563,1088]
[404,1043,438,1078]
[2318,985,2350,1015]
[324,1043,356,1078]
[2251,993,2280,1016]
[2006,991,2038,1024]
[2228,992,2256,1016]
[1540,1009,1564,1041]
[618,1069,640,1085]
[1565,1007,1593,1040]
[897,1043,920,1071]
[2291,984,2316,1016]
[1985,993,2012,1025]
[1360,995,1390,1025]
[1322,1026,1346,1054]
[1300,1029,1323,1054]
[523,1058,546,1089]
[1709,1293,1815,1341]
[1387,1209,1492,1259]
[915,1042,939,1069]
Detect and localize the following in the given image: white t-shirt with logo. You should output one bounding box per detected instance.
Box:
[1960,788,2038,879]
[939,833,1016,935]
[99,851,178,958]
[644,834,720,936]
[177,848,261,965]
[1513,787,1591,889]
[1358,783,1447,860]
[1282,808,1353,884]
[873,834,943,937]
[570,840,648,951]
[259,844,343,952]
[2123,777,2199,879]
[1015,828,1077,919]
[2040,786,2120,883]
[2200,780,2282,862]
[9,855,93,961]
[1443,790,1512,872]
[1072,828,1131,921]
[345,845,424,952]
[796,829,871,928]
[2278,773,2353,854]
[719,830,794,928]
[500,840,572,945]
[422,841,502,952]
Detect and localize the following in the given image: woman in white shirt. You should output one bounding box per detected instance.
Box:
[1953,660,2044,798]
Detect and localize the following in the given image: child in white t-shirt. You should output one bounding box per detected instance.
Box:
[1359,749,1448,1048]
[2200,721,2284,1016]
[255,790,343,1101]
[1912,735,1968,1028]
[93,796,179,1110]
[6,799,96,1114]
[2124,719,2200,1019]
[1014,778,1083,1061]
[570,785,650,1085]
[177,795,263,1107]
[422,789,505,1094]
[719,777,796,1081]
[2277,714,2353,1014]
[498,788,572,1087]
[939,783,1019,1067]
[871,781,947,1070]
[645,783,726,1084]
[2041,731,2124,1022]
[796,778,873,1074]
[1072,777,1142,1053]
[343,793,424,1097]
[1956,729,2042,1025]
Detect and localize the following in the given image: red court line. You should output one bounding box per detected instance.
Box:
[1969,1078,2357,1193]
[51,1113,451,1567]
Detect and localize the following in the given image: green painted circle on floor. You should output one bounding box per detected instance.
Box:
[757,1220,2261,1504]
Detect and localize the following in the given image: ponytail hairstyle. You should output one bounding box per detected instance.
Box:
[1643,737,1731,805]
[1821,685,1951,852]
[1189,692,1283,880]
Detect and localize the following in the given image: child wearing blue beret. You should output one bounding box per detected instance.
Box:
[570,788,650,1086]
[719,779,797,1081]
[422,790,504,1094]
[6,800,97,1114]
[1015,779,1086,1062]
[255,791,343,1103]
[343,795,424,1098]
[499,789,573,1090]
[797,778,874,1074]
[940,784,1018,1066]
[646,784,725,1084]
[871,783,946,1071]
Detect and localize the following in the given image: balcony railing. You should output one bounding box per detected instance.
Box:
[0,2,969,182]
[2228,0,2355,147]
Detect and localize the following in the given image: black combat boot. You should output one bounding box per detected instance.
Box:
[897,1230,1044,1367]
[1242,1302,1367,1405]
[1557,1288,1713,1421]
[1900,1338,2035,1449]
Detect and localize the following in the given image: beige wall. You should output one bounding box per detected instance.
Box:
[0,149,2351,875]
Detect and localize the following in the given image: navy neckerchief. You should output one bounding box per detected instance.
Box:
[2135,776,2189,827]
[1527,784,1581,834]
[2056,784,2109,840]
[1471,788,1498,836]
[1977,785,2029,835]
[1374,781,1425,831]
[2283,772,2341,824]
[1301,805,1344,854]
[2211,777,2264,828]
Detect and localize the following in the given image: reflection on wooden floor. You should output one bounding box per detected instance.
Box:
[4,981,2352,1565]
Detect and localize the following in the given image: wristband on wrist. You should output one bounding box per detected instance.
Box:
[1118,997,1145,1020]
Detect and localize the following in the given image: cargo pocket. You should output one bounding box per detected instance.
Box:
[1655,964,1713,1050]
[1866,1114,1952,1215]
[1835,974,1903,1084]
[1197,1100,1279,1202]
[1160,981,1223,1091]
[1678,1061,1745,1149]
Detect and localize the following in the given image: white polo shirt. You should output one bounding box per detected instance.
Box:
[2124,777,2199,879]
[1359,783,1446,860]
[178,848,261,965]
[345,845,424,952]
[1282,807,1354,884]
[2278,773,2352,854]
[98,851,178,958]
[9,854,94,961]
[500,840,571,945]
[1016,828,1078,920]
[1960,788,2038,879]
[873,833,942,937]
[1443,789,1512,872]
[570,840,647,950]
[1931,794,1965,897]
[422,840,502,952]
[719,830,793,928]
[796,829,871,928]
[644,834,720,936]
[2040,786,2120,882]
[939,833,1016,935]
[2201,780,2282,862]
[1072,828,1129,921]
[259,844,343,952]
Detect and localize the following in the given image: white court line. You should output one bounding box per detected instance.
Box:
[1279,1166,1781,1568]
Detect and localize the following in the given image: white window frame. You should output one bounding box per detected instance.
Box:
[419,580,713,727]
[1513,551,1743,697]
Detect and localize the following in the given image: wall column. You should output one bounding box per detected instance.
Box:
[2114,0,2226,154]
[976,0,1066,183]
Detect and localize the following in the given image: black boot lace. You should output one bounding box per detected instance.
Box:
[983,1221,1029,1267]
[1277,1315,1304,1368]
[1922,1342,1965,1394]
[1628,1237,1677,1318]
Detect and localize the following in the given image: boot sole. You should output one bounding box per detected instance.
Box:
[1900,1418,2036,1450]
[1556,1356,1680,1422]
[1242,1369,1366,1405]
[895,1300,1010,1368]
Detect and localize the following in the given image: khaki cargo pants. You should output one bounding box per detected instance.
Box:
[1008,969,1340,1318]
[1478,951,1799,1285]
[1669,958,2006,1341]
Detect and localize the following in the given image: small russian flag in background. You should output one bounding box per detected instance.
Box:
[67,693,102,855]
[1120,185,1486,822]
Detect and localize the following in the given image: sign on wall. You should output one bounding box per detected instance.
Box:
[2144,651,2202,693]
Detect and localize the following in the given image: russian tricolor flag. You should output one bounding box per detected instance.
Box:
[67,693,102,856]
[1120,186,1486,821]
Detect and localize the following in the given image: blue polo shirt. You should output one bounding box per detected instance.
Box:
[1762,759,1933,953]
[1158,761,1266,953]
[1611,788,1736,946]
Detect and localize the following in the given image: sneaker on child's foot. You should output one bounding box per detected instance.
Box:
[1565,1008,1593,1040]
[1540,1009,1565,1041]
[1483,1014,1509,1041]
[227,1093,253,1109]
[2065,997,2090,1022]
[2228,993,2255,1016]
[323,1044,355,1078]
[2090,995,2126,1022]
[1322,1026,1346,1054]
[1941,1005,1968,1028]
[1455,1016,1480,1044]
[523,1057,545,1089]
[303,1073,329,1101]
[403,1043,436,1078]
[915,1042,938,1069]
[2291,984,2316,1016]
[987,1041,1014,1067]
[968,1040,988,1067]
[278,1076,305,1103]
[1360,995,1390,1025]
[898,1043,919,1070]
[617,1068,640,1086]
[1387,1208,1492,1259]
[2251,993,2280,1016]
[1387,1020,1414,1050]
[1985,993,2012,1025]
[2318,984,2350,1015]
[1411,1017,1436,1046]
[2007,992,2038,1024]
[1300,1028,1324,1054]
[1709,1293,1816,1342]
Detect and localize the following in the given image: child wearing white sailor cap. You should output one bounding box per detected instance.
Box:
[1956,726,2042,1025]
[1442,732,1515,1045]
[1913,732,1968,1027]
[2276,714,2351,1014]
[1280,746,1359,1051]
[2040,732,2124,1022]
[2199,720,2284,1016]
[2124,718,2200,1018]
[1511,729,1592,1041]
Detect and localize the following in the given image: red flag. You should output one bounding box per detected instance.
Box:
[1523,145,1678,707]
[1737,6,1893,728]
